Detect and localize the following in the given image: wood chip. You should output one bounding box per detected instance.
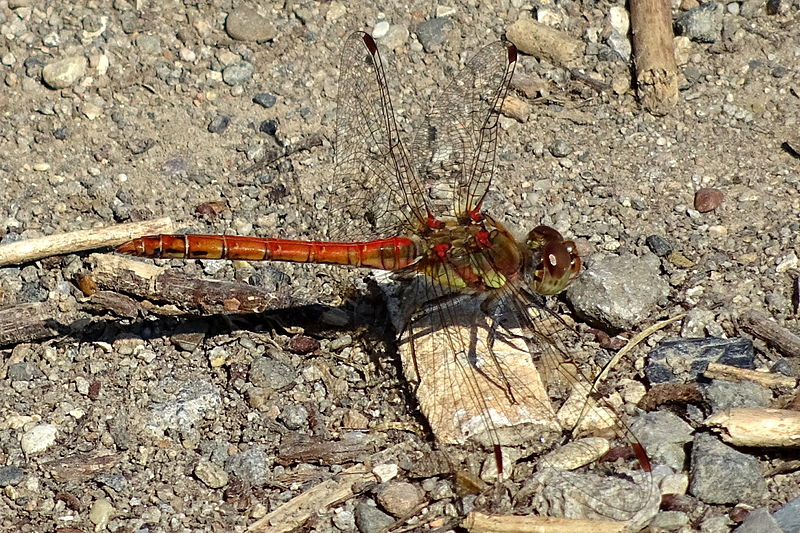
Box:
[705,408,800,447]
[506,18,585,66]
[462,511,627,533]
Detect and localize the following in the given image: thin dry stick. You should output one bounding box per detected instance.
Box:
[706,408,800,448]
[704,362,797,390]
[630,0,679,115]
[594,314,686,386]
[739,309,800,358]
[0,217,175,267]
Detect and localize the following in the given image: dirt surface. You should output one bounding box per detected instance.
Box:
[1,1,799,532]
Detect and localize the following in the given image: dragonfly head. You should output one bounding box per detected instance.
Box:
[526,225,581,296]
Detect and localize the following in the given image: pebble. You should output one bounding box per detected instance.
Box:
[703,380,772,412]
[208,115,231,134]
[772,495,800,533]
[415,18,452,52]
[136,34,162,55]
[566,252,669,330]
[650,510,690,530]
[380,24,409,50]
[259,119,278,136]
[689,433,766,505]
[278,404,308,430]
[288,335,319,354]
[694,188,724,212]
[608,6,630,34]
[147,379,222,434]
[42,56,87,89]
[195,459,229,488]
[646,337,754,384]
[645,235,673,256]
[225,447,270,486]
[549,139,573,157]
[0,466,24,487]
[372,463,398,483]
[20,423,58,455]
[89,498,115,527]
[332,509,356,530]
[675,2,724,43]
[376,482,423,517]
[632,411,694,471]
[222,61,254,86]
[733,508,783,533]
[372,21,390,39]
[252,92,276,108]
[354,500,394,533]
[249,357,297,390]
[225,6,276,42]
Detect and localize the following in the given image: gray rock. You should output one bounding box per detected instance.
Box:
[732,508,782,533]
[42,56,87,89]
[208,115,231,134]
[147,379,222,434]
[7,361,44,381]
[279,404,308,430]
[415,18,452,52]
[20,423,58,455]
[675,3,724,43]
[195,459,229,488]
[646,337,754,384]
[689,433,766,505]
[225,447,270,486]
[631,411,694,471]
[225,6,276,42]
[645,235,672,257]
[376,481,423,517]
[249,356,297,390]
[772,495,800,533]
[222,61,254,86]
[0,466,24,487]
[550,140,573,157]
[252,92,276,108]
[606,30,631,61]
[354,500,394,533]
[380,24,409,50]
[650,510,689,530]
[136,34,162,55]
[703,380,772,412]
[566,253,668,330]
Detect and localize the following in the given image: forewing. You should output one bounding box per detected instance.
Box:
[326,32,429,240]
[409,42,517,220]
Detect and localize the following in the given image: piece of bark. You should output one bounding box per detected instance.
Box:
[705,408,800,447]
[88,253,284,315]
[462,511,626,533]
[638,382,703,411]
[630,0,679,115]
[501,94,531,122]
[506,18,585,66]
[0,302,59,347]
[247,442,409,532]
[399,295,560,450]
[704,362,797,390]
[739,309,800,358]
[0,217,175,267]
[43,453,121,483]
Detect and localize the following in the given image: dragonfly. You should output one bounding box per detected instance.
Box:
[117,31,655,526]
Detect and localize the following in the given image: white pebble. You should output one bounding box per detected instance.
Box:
[20,424,57,455]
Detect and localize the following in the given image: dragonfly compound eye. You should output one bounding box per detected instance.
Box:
[527,225,581,295]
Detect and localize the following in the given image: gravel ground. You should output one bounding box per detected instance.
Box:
[1,1,799,532]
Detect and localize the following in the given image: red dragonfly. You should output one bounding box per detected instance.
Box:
[117,32,654,525]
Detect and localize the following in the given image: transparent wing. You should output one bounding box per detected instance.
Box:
[325,32,429,240]
[409,41,517,220]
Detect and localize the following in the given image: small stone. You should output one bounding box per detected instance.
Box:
[381,24,409,50]
[279,404,308,430]
[773,496,800,533]
[195,459,229,488]
[20,424,58,455]
[89,498,115,527]
[208,115,231,134]
[225,6,276,42]
[249,357,297,389]
[645,235,673,257]
[549,139,573,157]
[667,251,695,268]
[675,3,724,43]
[288,336,319,354]
[354,501,394,533]
[222,61,254,86]
[225,447,270,486]
[259,119,278,136]
[376,482,423,517]
[650,510,690,530]
[42,56,87,89]
[415,18,452,52]
[372,463,398,483]
[0,466,24,487]
[608,6,630,34]
[689,433,766,505]
[694,188,724,212]
[252,92,277,108]
[541,437,610,470]
[136,34,162,55]
[372,21,390,39]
